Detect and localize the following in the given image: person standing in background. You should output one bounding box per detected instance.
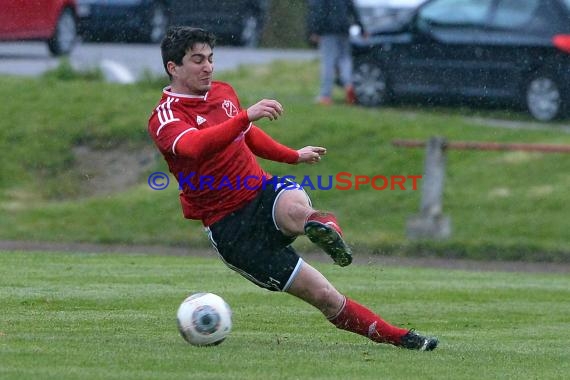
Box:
[307,0,365,105]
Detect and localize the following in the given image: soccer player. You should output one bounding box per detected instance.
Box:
[148,26,438,351]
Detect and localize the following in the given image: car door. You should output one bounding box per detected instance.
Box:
[169,0,266,45]
[0,0,54,38]
[478,0,552,99]
[389,0,494,98]
[168,0,209,27]
[169,0,243,30]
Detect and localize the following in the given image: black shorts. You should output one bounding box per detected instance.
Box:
[206,181,309,291]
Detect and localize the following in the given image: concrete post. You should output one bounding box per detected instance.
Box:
[406,136,451,240]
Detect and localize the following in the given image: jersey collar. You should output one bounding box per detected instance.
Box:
[163,86,209,100]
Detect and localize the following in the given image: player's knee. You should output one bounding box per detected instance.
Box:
[276,202,312,236]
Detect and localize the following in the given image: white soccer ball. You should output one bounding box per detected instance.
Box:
[176,292,232,346]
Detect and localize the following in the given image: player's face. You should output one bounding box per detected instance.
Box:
[170,43,214,95]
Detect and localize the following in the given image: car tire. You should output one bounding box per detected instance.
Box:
[47,8,77,56]
[525,73,563,122]
[353,60,389,107]
[143,2,169,43]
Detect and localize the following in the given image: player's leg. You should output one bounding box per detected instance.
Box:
[274,186,352,267]
[285,259,345,317]
[286,261,438,350]
[272,184,313,236]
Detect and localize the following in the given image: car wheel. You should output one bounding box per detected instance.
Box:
[47,8,77,56]
[353,60,388,107]
[240,14,261,47]
[525,74,562,122]
[145,2,169,43]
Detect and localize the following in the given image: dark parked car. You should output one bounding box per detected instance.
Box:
[77,0,269,46]
[354,0,426,34]
[351,0,570,121]
[0,0,78,56]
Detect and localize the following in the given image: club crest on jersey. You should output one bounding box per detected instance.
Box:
[222,100,239,118]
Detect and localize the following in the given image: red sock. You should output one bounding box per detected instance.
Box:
[328,297,409,345]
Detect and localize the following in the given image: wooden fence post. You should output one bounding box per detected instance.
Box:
[406,136,451,240]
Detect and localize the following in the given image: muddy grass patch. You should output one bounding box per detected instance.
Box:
[71,144,157,197]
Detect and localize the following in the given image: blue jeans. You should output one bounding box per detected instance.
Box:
[318,34,353,98]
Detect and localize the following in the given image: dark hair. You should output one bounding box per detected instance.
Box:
[161,26,216,79]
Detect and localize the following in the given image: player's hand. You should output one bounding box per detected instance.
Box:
[297,146,326,164]
[246,99,283,122]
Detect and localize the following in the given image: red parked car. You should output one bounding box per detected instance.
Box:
[0,0,78,56]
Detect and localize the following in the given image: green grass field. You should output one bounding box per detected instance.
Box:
[1,250,569,380]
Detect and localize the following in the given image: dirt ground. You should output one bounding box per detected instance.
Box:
[2,240,569,274]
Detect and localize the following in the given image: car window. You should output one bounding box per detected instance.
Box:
[490,0,540,29]
[417,0,493,27]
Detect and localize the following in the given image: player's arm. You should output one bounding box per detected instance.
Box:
[175,99,284,160]
[245,126,299,163]
[174,110,251,159]
[246,128,326,164]
[245,99,326,164]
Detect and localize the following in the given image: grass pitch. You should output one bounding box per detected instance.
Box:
[1,250,568,380]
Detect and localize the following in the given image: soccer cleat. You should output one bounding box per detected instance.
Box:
[399,329,439,351]
[304,211,352,267]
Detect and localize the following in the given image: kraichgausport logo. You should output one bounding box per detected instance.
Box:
[147,172,421,191]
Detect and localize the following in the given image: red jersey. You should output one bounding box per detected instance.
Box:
[148,81,297,226]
